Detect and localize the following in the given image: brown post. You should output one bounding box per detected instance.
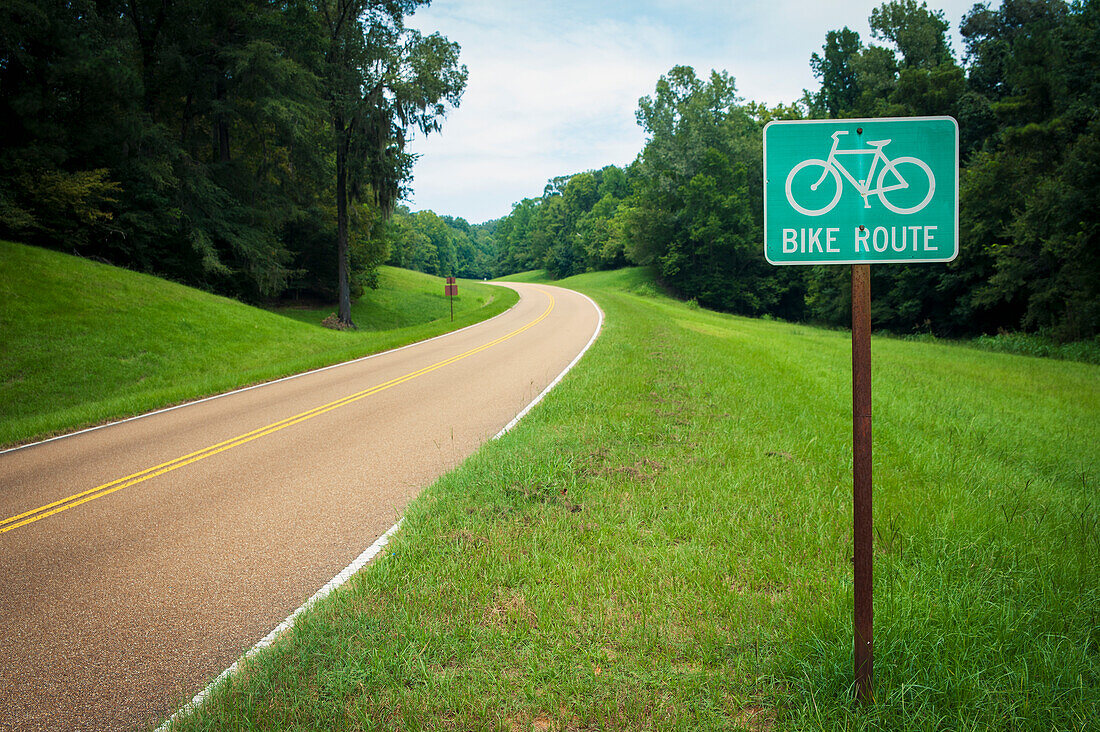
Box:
[445,277,457,321]
[851,263,873,702]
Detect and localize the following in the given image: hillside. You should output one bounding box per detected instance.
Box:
[0,241,516,447]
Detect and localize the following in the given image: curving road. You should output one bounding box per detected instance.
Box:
[0,283,601,731]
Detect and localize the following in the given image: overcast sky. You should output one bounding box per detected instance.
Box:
[404,0,987,224]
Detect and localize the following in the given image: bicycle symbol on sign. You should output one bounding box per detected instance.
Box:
[785,130,936,216]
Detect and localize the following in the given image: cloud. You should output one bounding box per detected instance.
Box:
[405,0,985,223]
[406,6,672,220]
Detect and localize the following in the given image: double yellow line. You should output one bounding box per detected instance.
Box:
[2,291,554,535]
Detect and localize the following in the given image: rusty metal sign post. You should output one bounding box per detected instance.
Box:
[851,263,873,699]
[763,117,958,702]
[445,276,457,321]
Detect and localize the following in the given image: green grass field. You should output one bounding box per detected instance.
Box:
[0,241,517,448]
[166,266,1100,730]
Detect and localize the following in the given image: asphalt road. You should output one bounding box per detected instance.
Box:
[0,283,601,731]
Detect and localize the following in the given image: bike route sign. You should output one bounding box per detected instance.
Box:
[763,116,958,265]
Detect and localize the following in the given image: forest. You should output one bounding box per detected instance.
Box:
[384,206,496,279]
[0,0,466,325]
[485,0,1099,342]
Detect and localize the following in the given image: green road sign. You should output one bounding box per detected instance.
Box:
[763,116,958,265]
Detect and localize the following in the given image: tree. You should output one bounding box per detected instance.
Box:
[953,0,1099,339]
[869,0,954,69]
[809,28,863,117]
[493,198,539,274]
[626,66,785,313]
[316,0,465,326]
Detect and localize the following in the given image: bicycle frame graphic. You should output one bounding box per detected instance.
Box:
[785,130,935,216]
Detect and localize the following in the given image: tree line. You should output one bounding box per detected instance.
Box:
[0,0,465,326]
[384,207,496,279]
[487,0,1099,342]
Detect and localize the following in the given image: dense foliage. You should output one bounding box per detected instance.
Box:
[491,0,1099,342]
[0,0,465,315]
[385,206,496,279]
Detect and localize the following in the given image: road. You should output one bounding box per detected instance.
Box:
[0,283,601,731]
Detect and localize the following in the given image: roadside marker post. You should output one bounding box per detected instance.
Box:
[763,116,958,702]
[445,276,457,321]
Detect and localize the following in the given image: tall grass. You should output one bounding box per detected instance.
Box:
[967,332,1100,365]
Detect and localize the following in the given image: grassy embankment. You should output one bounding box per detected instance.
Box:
[0,241,516,448]
[167,266,1099,730]
[499,270,1100,365]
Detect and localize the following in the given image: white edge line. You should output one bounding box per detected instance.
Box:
[156,284,603,731]
[1,289,518,457]
[493,287,604,440]
[155,519,404,732]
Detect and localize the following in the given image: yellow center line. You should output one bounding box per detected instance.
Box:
[2,290,555,535]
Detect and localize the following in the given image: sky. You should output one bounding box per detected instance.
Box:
[404,0,987,224]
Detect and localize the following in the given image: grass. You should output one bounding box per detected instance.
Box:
[0,241,517,448]
[165,266,1099,730]
[272,267,490,331]
[495,270,555,284]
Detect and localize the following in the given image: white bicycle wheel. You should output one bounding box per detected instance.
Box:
[877,156,935,214]
[785,159,843,216]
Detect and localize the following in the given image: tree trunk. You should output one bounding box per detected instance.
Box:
[335,115,355,327]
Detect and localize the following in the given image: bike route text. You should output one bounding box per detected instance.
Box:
[781,225,940,255]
